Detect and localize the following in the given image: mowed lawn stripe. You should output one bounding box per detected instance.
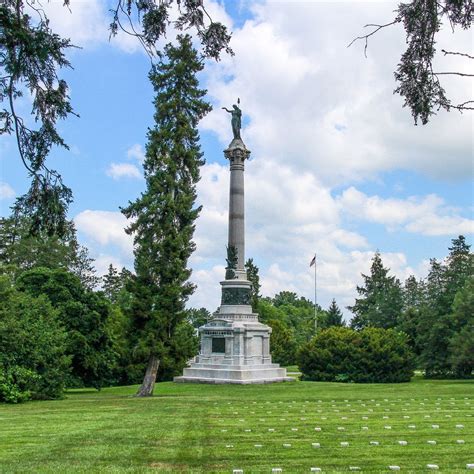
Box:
[0,377,472,472]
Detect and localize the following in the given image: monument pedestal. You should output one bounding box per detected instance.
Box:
[175,279,293,384]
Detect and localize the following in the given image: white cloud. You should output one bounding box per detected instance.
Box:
[31,0,145,53]
[188,265,225,312]
[106,163,142,180]
[94,254,130,279]
[338,187,474,236]
[0,182,15,200]
[406,214,474,237]
[190,160,412,316]
[127,144,145,163]
[37,0,109,48]
[75,210,133,255]
[202,0,472,184]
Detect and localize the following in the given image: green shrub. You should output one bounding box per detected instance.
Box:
[16,268,116,389]
[0,275,70,403]
[297,326,414,383]
[268,319,298,366]
[0,366,38,403]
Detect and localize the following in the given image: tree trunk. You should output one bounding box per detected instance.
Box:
[136,354,160,397]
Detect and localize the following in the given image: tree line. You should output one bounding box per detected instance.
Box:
[245,236,473,381]
[1,205,472,402]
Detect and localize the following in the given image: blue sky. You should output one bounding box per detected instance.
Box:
[1,0,472,317]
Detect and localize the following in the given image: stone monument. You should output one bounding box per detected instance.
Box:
[175,100,293,384]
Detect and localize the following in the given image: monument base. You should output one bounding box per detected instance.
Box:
[174,283,294,384]
[174,363,292,384]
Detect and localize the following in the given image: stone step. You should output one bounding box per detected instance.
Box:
[174,374,294,384]
[178,365,291,382]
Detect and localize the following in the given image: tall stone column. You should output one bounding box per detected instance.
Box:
[224,139,251,274]
[174,102,293,383]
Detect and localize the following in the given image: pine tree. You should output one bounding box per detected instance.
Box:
[448,278,474,377]
[101,264,132,304]
[397,275,427,355]
[445,236,473,304]
[325,299,345,327]
[349,252,403,330]
[122,35,211,397]
[419,237,473,378]
[245,258,261,312]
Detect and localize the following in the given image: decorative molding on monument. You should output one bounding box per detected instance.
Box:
[224,139,251,164]
[202,330,233,337]
[221,286,252,305]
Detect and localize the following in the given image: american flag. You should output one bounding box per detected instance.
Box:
[310,254,316,267]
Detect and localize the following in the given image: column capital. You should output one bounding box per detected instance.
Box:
[224,138,251,163]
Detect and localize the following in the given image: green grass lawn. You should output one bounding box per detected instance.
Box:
[1,377,473,473]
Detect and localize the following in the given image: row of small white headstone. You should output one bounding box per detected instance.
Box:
[232,464,474,473]
[225,440,466,448]
[222,423,465,431]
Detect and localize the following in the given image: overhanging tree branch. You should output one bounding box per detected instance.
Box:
[350,0,473,125]
[1,0,75,236]
[347,19,401,57]
[109,0,233,61]
[434,71,474,77]
[442,49,474,60]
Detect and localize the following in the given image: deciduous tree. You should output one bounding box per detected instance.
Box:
[0,216,98,289]
[16,267,116,389]
[0,274,70,402]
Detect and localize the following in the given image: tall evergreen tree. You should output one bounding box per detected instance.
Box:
[325,299,345,327]
[448,278,474,378]
[102,264,132,304]
[419,236,473,377]
[398,275,427,355]
[245,258,261,312]
[349,252,403,330]
[122,35,211,397]
[445,236,473,303]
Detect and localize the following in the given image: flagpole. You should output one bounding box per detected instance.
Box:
[314,253,317,333]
